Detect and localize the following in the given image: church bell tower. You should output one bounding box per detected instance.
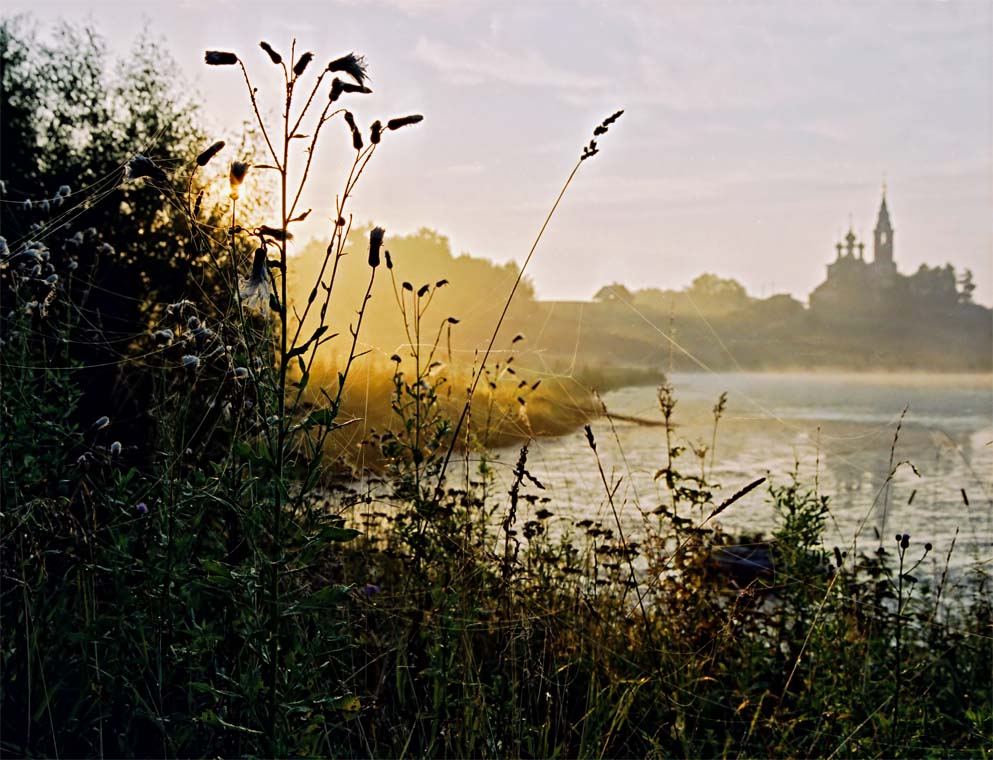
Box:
[873,185,894,268]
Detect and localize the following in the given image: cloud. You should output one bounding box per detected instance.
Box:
[414,37,609,90]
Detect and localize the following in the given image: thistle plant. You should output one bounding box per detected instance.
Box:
[199,40,422,751]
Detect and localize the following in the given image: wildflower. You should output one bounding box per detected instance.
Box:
[293,51,314,77]
[136,502,149,514]
[361,583,381,596]
[232,366,250,380]
[110,441,122,457]
[259,41,281,64]
[182,354,200,369]
[92,415,110,431]
[67,260,78,271]
[97,242,115,256]
[57,185,71,197]
[343,111,363,150]
[39,199,50,215]
[328,78,372,103]
[126,154,168,182]
[386,114,423,131]
[370,120,382,144]
[152,328,174,343]
[0,237,7,256]
[205,50,239,66]
[229,161,250,199]
[44,273,58,285]
[196,140,225,167]
[327,53,368,85]
[240,247,271,314]
[368,226,385,268]
[187,316,201,330]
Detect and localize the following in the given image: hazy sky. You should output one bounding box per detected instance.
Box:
[8,0,993,304]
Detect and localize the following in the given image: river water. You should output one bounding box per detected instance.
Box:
[482,373,993,571]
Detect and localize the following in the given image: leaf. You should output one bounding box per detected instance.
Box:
[283,584,351,615]
[322,526,360,542]
[286,325,329,360]
[331,695,361,715]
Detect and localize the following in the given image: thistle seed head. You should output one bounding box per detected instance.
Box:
[368,226,385,268]
[386,114,423,131]
[259,41,282,64]
[126,154,168,183]
[205,50,239,66]
[257,225,292,241]
[229,161,250,198]
[293,51,314,77]
[327,53,369,85]
[196,140,226,167]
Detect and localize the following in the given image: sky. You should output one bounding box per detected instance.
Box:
[7,0,993,305]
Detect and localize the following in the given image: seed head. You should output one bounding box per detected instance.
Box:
[329,78,372,103]
[293,51,314,77]
[368,226,385,268]
[370,120,382,144]
[257,225,292,241]
[240,247,272,316]
[182,354,200,369]
[110,441,122,457]
[196,140,226,167]
[205,50,239,66]
[386,114,423,131]
[259,41,282,64]
[229,161,250,198]
[92,415,110,431]
[327,53,369,85]
[344,111,363,150]
[126,154,168,183]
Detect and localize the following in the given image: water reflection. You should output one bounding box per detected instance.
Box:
[493,373,992,571]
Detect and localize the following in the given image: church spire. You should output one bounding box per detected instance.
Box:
[873,184,894,267]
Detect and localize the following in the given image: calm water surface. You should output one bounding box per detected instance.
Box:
[484,373,993,570]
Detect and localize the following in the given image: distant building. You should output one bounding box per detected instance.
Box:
[809,188,901,315]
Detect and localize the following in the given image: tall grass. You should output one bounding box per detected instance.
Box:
[1,36,991,759]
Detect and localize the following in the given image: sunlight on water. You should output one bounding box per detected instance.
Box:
[479,373,993,572]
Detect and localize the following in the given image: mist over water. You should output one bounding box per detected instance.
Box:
[480,372,993,571]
